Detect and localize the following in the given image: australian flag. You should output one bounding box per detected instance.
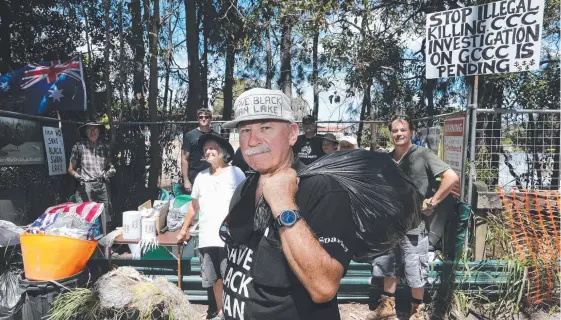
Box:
[0,56,87,115]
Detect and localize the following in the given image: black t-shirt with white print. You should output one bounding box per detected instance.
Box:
[292,134,325,165]
[222,161,355,320]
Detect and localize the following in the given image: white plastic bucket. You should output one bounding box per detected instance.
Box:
[141,217,157,240]
[122,211,141,240]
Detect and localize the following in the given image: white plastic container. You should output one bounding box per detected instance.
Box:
[122,211,141,239]
[141,217,157,240]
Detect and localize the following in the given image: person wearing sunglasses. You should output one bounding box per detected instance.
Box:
[219,88,356,320]
[292,114,325,164]
[182,108,215,194]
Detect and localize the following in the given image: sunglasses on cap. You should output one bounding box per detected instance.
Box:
[198,115,210,120]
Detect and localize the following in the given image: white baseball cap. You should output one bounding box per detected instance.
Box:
[223,88,295,129]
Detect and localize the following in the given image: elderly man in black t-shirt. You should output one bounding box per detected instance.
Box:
[220,88,356,320]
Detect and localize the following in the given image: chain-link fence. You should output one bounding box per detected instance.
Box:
[1,109,558,225]
[471,109,560,192]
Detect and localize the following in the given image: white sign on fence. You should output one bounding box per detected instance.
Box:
[426,0,544,79]
[42,127,66,176]
[443,116,466,197]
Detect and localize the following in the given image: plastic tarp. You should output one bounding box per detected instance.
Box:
[0,221,24,247]
[298,150,423,262]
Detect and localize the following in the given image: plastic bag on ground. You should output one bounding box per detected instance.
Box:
[297,150,423,262]
[0,269,24,319]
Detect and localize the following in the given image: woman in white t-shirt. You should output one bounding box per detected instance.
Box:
[177,132,246,320]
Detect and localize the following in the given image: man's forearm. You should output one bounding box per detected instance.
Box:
[432,169,459,204]
[279,220,343,303]
[181,158,189,181]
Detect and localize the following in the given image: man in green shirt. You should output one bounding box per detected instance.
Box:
[368,115,459,320]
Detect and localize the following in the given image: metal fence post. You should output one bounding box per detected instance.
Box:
[466,77,479,205]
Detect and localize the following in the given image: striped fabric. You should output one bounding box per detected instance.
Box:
[27,202,104,240]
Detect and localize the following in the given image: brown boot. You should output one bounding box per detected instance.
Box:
[409,301,425,320]
[367,295,398,320]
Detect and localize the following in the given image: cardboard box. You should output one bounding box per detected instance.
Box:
[137,200,170,234]
[153,200,170,234]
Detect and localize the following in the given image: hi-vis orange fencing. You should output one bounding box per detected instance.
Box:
[499,188,561,304]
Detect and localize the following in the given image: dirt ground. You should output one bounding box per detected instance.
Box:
[188,302,408,319]
[187,302,560,320]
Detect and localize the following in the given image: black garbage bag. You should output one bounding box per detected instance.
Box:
[0,269,24,320]
[297,150,423,262]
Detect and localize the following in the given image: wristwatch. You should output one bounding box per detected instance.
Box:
[275,209,302,228]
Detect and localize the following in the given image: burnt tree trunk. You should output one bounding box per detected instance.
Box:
[163,0,174,114]
[130,0,146,118]
[81,4,97,118]
[103,0,115,147]
[312,24,319,119]
[265,25,273,89]
[357,79,372,148]
[201,0,212,109]
[425,79,435,127]
[148,0,161,193]
[223,0,237,121]
[185,0,202,122]
[279,15,293,99]
[118,0,125,120]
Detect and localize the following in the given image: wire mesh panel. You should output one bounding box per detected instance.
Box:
[472,110,560,192]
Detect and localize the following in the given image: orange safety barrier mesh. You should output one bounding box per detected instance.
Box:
[499,188,561,304]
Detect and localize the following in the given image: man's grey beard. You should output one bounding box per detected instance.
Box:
[253,197,272,233]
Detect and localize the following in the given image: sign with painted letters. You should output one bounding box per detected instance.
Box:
[443,116,466,197]
[42,127,66,175]
[426,0,544,78]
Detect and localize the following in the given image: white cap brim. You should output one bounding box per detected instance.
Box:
[223,114,294,129]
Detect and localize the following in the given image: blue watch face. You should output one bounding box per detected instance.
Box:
[280,210,297,226]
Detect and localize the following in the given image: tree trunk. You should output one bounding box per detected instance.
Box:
[223,0,237,121]
[357,79,372,148]
[185,0,202,121]
[425,79,435,127]
[0,1,13,72]
[163,0,174,114]
[201,0,211,109]
[312,25,319,119]
[223,40,235,122]
[81,4,97,119]
[104,0,115,147]
[118,0,125,120]
[148,0,161,194]
[130,0,145,118]
[265,25,273,89]
[279,16,292,99]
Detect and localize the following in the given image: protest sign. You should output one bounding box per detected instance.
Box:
[42,127,66,175]
[426,0,544,79]
[443,116,466,196]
